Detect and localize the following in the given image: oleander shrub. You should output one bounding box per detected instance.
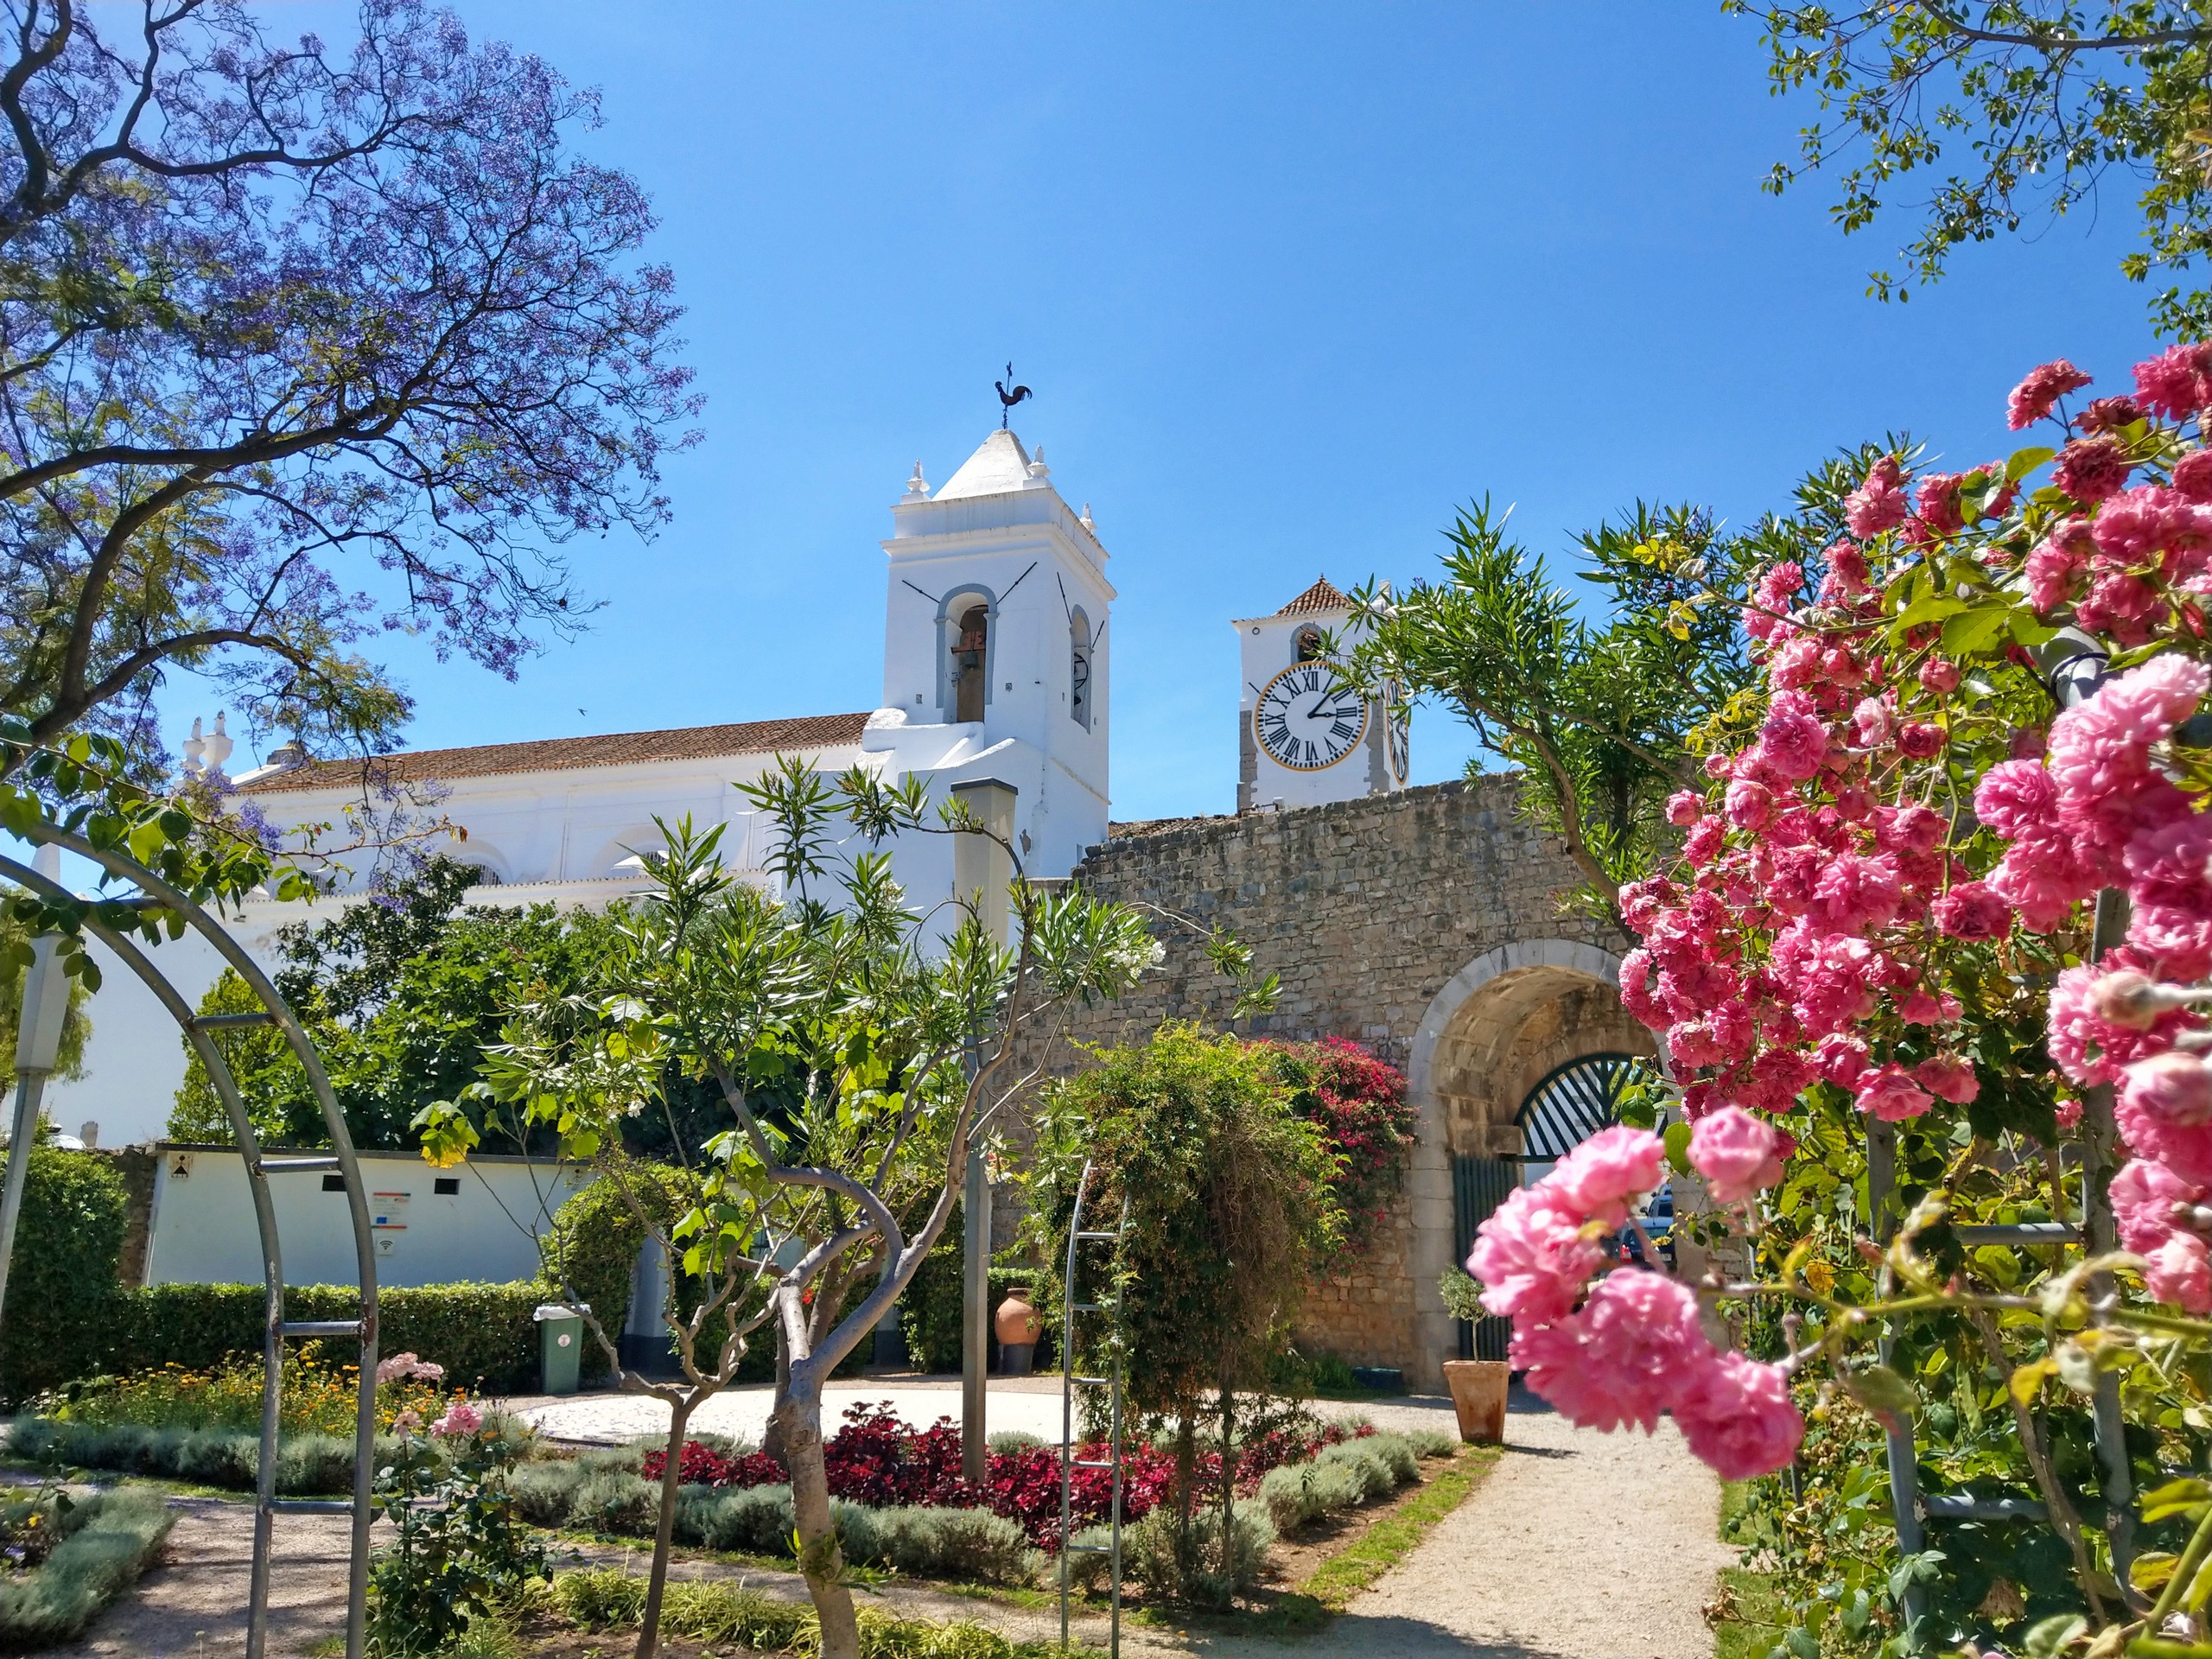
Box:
[0,1485,174,1647]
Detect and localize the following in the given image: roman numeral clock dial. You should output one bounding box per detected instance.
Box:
[1253,662,1368,771]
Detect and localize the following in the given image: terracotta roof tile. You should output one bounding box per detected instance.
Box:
[245,711,874,793]
[1275,575,1351,616]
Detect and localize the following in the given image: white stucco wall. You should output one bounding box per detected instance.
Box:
[143,1145,594,1288]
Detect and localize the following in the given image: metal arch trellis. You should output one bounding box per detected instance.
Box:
[1058,1159,1130,1659]
[1512,1051,1637,1161]
[0,824,380,1659]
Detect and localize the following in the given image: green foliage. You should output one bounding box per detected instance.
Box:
[1436,1268,1485,1325]
[1255,1431,1422,1532]
[1727,2,2212,334]
[172,856,644,1152]
[1346,471,1873,918]
[0,1147,125,1402]
[0,1485,172,1648]
[548,1567,1076,1657]
[535,1160,688,1382]
[1031,1024,1341,1420]
[900,1199,965,1375]
[0,903,89,1080]
[368,1420,548,1656]
[1121,1498,1275,1611]
[6,1279,544,1407]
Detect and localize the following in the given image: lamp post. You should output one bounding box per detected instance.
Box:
[0,844,71,1338]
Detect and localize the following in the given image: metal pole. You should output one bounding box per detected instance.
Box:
[0,844,69,1341]
[963,1145,992,1485]
[1865,1119,1927,1637]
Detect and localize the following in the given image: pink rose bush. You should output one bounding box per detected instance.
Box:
[1469,1127,1802,1477]
[1475,345,2212,1602]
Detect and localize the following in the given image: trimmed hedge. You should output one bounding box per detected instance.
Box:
[0,1147,129,1403]
[7,1279,544,1405]
[0,1486,173,1648]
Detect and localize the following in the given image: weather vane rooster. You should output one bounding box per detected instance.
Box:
[995,362,1032,429]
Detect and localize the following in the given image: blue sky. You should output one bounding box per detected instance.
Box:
[219,1,2162,824]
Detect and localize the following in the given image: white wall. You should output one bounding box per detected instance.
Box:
[143,1145,594,1288]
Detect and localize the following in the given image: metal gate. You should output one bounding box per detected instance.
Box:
[1451,1052,1639,1360]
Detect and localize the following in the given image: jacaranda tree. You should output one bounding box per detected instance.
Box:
[0,0,698,771]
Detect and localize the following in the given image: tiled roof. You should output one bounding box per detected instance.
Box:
[1275,575,1351,616]
[245,711,874,792]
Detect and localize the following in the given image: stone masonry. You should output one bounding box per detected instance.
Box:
[1046,778,1649,1390]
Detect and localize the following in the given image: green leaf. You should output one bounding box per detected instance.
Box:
[1938,606,2011,657]
[2005,444,2056,482]
[2023,1611,2085,1659]
[1662,1119,1692,1176]
[1843,1363,1918,1417]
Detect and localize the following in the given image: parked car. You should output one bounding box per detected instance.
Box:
[1615,1183,1676,1270]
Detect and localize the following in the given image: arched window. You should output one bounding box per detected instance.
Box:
[1070,609,1093,729]
[952,602,989,722]
[1295,626,1325,663]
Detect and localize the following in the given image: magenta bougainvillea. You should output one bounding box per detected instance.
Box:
[1268,1037,1416,1256]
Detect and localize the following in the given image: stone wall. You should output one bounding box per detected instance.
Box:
[1038,778,1648,1389]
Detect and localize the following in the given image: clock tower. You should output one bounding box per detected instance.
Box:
[1235,577,1408,813]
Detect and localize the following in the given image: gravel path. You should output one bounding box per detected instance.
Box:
[1199,1393,1735,1659]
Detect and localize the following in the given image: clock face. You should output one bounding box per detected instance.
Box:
[1253,662,1368,772]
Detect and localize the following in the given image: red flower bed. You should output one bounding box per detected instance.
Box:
[640,1402,1364,1549]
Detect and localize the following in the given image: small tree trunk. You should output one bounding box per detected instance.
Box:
[1217,1386,1236,1572]
[777,1382,861,1659]
[635,1395,696,1659]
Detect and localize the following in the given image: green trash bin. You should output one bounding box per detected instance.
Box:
[534,1302,589,1396]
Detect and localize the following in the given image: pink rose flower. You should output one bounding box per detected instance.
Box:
[2080,395,2144,434]
[2176,448,2212,503]
[1664,790,1704,828]
[1897,722,1946,760]
[431,1401,483,1439]
[2007,358,2093,429]
[1547,1125,1667,1227]
[1912,1054,1980,1104]
[2111,1157,2201,1254]
[1845,457,1910,538]
[2053,435,2131,503]
[1854,1065,1934,1122]
[1675,1351,1806,1480]
[1688,1106,1786,1204]
[2134,341,2212,419]
[1931,881,2011,942]
[2122,1050,2212,1128]
[1467,1186,1605,1324]
[1513,1270,1707,1434]
[2146,1233,2212,1316]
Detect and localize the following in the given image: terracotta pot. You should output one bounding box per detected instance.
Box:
[1442,1359,1509,1445]
[994,1287,1042,1347]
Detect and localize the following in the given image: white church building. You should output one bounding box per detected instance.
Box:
[53,426,1403,1151]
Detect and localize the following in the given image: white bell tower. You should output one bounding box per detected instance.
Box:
[868,428,1114,881]
[1235,577,1408,813]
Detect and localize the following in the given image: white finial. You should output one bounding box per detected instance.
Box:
[905,461,929,499]
[202,710,233,774]
[1079,502,1095,531]
[181,717,206,775]
[1026,445,1049,481]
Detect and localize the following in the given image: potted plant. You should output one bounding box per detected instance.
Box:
[1438,1269,1508,1443]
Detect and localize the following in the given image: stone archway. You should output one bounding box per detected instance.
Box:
[1402,940,1658,1387]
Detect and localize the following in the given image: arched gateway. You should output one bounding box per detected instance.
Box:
[1404,942,1658,1376]
[1049,781,1656,1394]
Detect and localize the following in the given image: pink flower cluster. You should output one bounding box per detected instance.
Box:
[1467,1127,1802,1479]
[430,1400,483,1439]
[374,1351,446,1384]
[1624,345,2212,1327]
